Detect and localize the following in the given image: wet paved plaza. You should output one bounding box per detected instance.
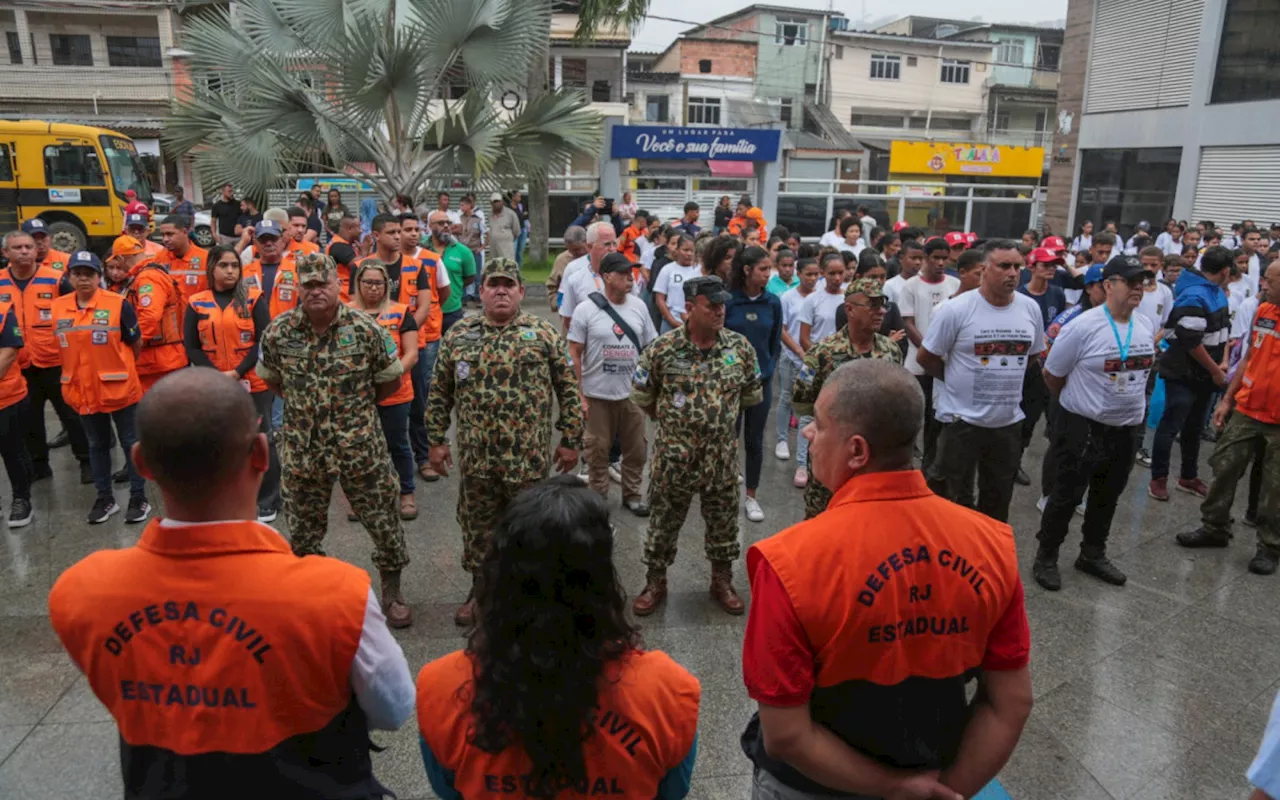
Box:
[1,306,1276,800]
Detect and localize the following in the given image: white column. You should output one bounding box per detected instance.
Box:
[13,9,34,65]
[553,55,563,90]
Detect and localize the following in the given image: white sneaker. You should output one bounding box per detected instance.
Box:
[576,467,589,485]
[1036,495,1048,513]
[608,462,622,483]
[793,466,808,488]
[745,496,765,522]
[775,441,790,460]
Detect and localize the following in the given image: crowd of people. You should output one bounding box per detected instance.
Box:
[13,190,1280,799]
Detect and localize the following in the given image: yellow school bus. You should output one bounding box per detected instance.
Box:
[0,120,153,253]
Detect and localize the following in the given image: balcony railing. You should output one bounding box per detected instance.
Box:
[982,129,1054,150]
[0,66,174,103]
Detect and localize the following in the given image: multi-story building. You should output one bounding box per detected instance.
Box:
[1046,0,1280,239]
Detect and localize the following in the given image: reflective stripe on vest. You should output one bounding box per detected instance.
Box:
[0,266,65,368]
[189,288,267,393]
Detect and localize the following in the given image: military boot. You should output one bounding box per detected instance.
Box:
[1249,546,1279,576]
[1074,546,1127,586]
[1175,527,1231,548]
[709,561,745,615]
[1032,545,1061,591]
[632,570,668,616]
[380,570,412,628]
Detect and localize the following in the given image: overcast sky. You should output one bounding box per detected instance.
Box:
[629,0,1069,52]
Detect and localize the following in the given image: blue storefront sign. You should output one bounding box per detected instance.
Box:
[610,126,781,162]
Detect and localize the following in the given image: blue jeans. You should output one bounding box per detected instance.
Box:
[774,358,810,466]
[1151,377,1214,481]
[271,393,283,431]
[515,229,528,265]
[409,341,439,466]
[377,402,415,494]
[82,406,144,501]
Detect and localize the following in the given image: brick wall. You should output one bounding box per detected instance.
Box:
[1043,0,1093,236]
[696,13,758,41]
[677,38,757,78]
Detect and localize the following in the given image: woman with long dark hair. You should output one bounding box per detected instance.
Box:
[726,245,782,523]
[416,476,700,800]
[703,235,739,282]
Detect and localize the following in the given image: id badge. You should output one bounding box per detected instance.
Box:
[186,274,199,285]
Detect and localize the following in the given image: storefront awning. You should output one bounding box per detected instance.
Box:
[707,160,755,178]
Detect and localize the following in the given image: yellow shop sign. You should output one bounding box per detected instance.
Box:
[890,141,1045,178]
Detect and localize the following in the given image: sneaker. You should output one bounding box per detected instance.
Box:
[775,441,790,460]
[1176,478,1209,499]
[1013,467,1031,486]
[608,462,622,484]
[1243,513,1259,528]
[624,498,650,517]
[257,505,279,524]
[1248,546,1278,576]
[745,496,764,522]
[125,497,150,524]
[576,466,590,485]
[1032,557,1061,591]
[7,498,32,529]
[1148,478,1169,501]
[1136,448,1152,467]
[1074,553,1127,586]
[1175,527,1230,548]
[48,429,69,449]
[793,466,808,488]
[87,497,119,524]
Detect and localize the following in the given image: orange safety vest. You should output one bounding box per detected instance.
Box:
[243,258,301,319]
[40,248,71,271]
[367,302,413,406]
[355,254,421,317]
[410,247,444,342]
[52,289,142,415]
[47,519,382,798]
[155,245,210,303]
[417,648,700,800]
[325,235,354,303]
[1235,301,1280,425]
[189,288,267,394]
[287,239,319,258]
[123,262,188,379]
[0,300,28,410]
[0,264,64,368]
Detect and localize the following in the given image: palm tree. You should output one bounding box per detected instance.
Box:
[164,0,603,206]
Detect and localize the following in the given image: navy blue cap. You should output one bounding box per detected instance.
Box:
[254,220,283,238]
[66,250,103,274]
[125,213,149,229]
[20,219,48,236]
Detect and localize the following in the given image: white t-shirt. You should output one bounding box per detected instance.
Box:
[1227,278,1255,329]
[652,263,703,330]
[883,274,907,306]
[1135,281,1172,338]
[800,289,847,346]
[557,255,597,320]
[567,294,657,401]
[818,230,843,249]
[780,286,814,366]
[1248,253,1262,297]
[923,290,1046,428]
[1044,306,1155,427]
[1235,295,1261,360]
[899,274,961,376]
[835,239,866,258]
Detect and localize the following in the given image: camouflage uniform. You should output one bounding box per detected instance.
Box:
[257,254,408,571]
[793,279,905,519]
[631,325,762,569]
[426,260,583,573]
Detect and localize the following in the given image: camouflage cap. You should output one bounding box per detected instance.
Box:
[844,277,885,299]
[483,257,521,283]
[295,252,337,284]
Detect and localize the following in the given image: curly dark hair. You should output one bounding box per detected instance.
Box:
[466,476,641,799]
[703,235,739,281]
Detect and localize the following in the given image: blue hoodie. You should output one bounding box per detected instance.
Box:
[1159,268,1229,383]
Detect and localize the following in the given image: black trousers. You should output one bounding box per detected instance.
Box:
[917,374,942,470]
[1037,408,1141,556]
[933,420,1022,522]
[22,365,88,467]
[1020,359,1050,452]
[1040,396,1061,498]
[0,396,32,501]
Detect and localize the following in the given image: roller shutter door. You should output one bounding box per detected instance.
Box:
[1085,0,1205,114]
[1192,146,1280,224]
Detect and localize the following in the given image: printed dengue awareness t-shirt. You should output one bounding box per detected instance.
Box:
[1044,306,1155,427]
[923,290,1046,428]
[900,274,961,376]
[568,294,657,401]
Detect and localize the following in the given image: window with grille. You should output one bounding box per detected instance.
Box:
[779,98,793,124]
[908,116,972,131]
[687,96,721,125]
[49,34,92,67]
[850,112,905,128]
[106,36,161,67]
[775,18,809,46]
[5,32,20,64]
[997,38,1025,65]
[940,59,970,84]
[869,54,900,80]
[646,94,669,122]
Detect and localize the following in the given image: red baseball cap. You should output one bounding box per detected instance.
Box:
[944,232,967,248]
[1041,235,1067,251]
[893,221,910,233]
[964,232,978,246]
[1029,246,1066,266]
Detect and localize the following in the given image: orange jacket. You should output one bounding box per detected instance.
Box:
[410,247,443,343]
[287,239,319,258]
[417,649,699,800]
[0,302,28,410]
[123,262,188,378]
[155,245,210,303]
[1235,301,1280,425]
[326,235,355,303]
[40,248,71,271]
[0,264,65,368]
[365,302,414,406]
[52,289,142,414]
[189,288,267,393]
[354,254,422,319]
[243,258,301,319]
[618,224,645,263]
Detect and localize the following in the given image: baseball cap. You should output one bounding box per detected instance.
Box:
[844,277,885,299]
[599,252,636,276]
[482,257,521,283]
[489,192,504,202]
[944,231,967,248]
[682,275,730,305]
[66,250,103,273]
[892,221,910,233]
[295,253,337,284]
[125,189,137,198]
[1103,254,1153,280]
[109,235,145,259]
[20,219,48,236]
[1136,220,1151,232]
[1041,235,1067,251]
[254,220,283,239]
[964,232,979,246]
[1029,246,1066,266]
[125,213,148,229]
[1083,264,1105,285]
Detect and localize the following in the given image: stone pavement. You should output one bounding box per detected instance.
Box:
[1,306,1277,799]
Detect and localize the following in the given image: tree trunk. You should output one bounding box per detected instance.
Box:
[525,54,551,265]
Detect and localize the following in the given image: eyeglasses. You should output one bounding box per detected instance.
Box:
[360,279,387,287]
[848,297,887,309]
[1110,275,1148,288]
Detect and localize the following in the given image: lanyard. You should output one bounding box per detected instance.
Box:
[1103,305,1133,366]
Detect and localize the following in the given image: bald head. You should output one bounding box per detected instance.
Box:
[821,359,922,469]
[137,368,259,495]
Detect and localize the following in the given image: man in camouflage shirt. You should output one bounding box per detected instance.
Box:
[793,277,905,519]
[257,253,414,628]
[631,276,762,617]
[426,257,583,626]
